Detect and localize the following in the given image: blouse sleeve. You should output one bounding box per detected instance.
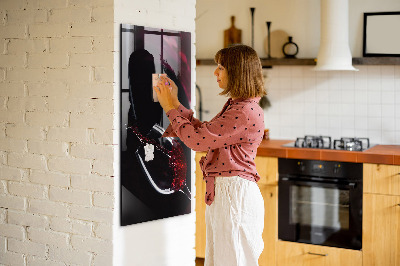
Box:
[162,104,202,137]
[165,106,249,152]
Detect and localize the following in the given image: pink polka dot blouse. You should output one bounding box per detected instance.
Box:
[162,97,265,205]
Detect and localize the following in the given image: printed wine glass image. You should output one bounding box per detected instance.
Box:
[120,24,192,225]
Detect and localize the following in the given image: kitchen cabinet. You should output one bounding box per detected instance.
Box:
[195,154,279,265]
[255,156,278,186]
[195,152,207,258]
[363,193,400,266]
[363,163,400,196]
[363,163,400,266]
[259,184,278,266]
[276,241,362,266]
[256,157,278,266]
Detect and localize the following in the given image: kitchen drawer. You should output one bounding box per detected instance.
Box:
[276,240,362,266]
[364,164,400,196]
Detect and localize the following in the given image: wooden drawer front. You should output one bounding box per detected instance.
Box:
[363,193,400,266]
[277,241,362,266]
[364,164,400,196]
[255,156,278,186]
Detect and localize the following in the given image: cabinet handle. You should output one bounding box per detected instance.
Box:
[397,204,400,207]
[307,252,328,256]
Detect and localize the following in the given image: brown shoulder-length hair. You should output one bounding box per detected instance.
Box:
[214,44,266,99]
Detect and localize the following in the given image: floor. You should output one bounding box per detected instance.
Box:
[195,257,205,266]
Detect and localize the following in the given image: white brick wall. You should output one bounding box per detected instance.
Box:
[8,210,49,229]
[8,238,47,257]
[0,0,114,265]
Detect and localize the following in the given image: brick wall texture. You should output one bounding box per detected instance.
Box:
[0,0,114,265]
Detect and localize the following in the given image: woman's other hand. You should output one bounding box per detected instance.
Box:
[153,77,175,114]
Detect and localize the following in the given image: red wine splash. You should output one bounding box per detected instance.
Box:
[128,125,188,193]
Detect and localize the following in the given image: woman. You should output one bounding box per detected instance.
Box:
[154,44,266,266]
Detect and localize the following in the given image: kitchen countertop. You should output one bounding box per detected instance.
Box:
[256,139,400,165]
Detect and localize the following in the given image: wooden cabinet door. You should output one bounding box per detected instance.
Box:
[255,156,278,186]
[276,241,362,266]
[363,193,400,266]
[364,164,400,196]
[195,152,207,258]
[259,185,278,266]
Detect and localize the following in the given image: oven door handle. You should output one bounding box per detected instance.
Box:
[280,177,357,189]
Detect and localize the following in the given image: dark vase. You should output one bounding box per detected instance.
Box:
[282,36,299,58]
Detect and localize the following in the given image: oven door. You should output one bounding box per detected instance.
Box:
[278,176,362,250]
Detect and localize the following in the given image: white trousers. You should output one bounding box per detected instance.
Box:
[205,176,264,266]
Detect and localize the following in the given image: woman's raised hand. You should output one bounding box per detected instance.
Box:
[160,76,180,108]
[153,76,175,114]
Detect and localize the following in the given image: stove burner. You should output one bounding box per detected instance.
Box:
[333,137,370,151]
[295,135,332,149]
[286,136,372,151]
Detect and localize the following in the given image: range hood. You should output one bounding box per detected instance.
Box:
[314,0,358,71]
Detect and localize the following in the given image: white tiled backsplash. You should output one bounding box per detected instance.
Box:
[196,65,400,145]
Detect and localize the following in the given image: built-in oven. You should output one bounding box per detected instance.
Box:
[278,158,363,250]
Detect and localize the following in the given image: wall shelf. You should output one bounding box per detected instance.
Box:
[352,57,400,65]
[260,58,316,67]
[196,57,400,67]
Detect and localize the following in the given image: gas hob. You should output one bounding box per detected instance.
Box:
[282,135,375,151]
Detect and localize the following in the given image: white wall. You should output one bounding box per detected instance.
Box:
[113,1,197,266]
[196,0,400,145]
[196,0,400,58]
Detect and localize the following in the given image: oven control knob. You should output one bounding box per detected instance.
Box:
[334,164,340,174]
[297,161,305,171]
